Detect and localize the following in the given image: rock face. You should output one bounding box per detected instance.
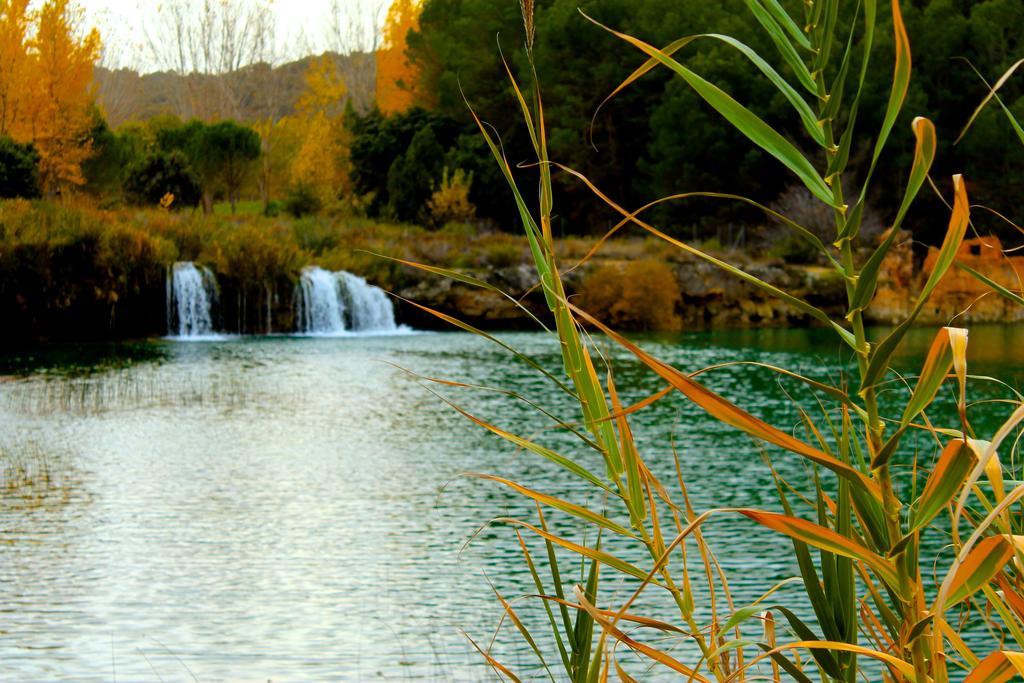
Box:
[395,234,1024,332]
[871,235,1024,325]
[395,254,849,331]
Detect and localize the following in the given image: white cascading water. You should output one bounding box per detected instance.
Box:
[297,266,346,334]
[339,272,398,333]
[168,262,217,338]
[296,267,399,335]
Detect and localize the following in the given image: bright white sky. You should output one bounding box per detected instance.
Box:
[78,0,391,71]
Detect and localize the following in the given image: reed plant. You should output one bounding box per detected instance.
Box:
[405,1,1024,680]
[954,59,1024,310]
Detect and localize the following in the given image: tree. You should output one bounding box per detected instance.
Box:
[81,108,130,196]
[30,0,101,194]
[0,0,31,138]
[202,121,261,213]
[386,124,443,222]
[0,135,40,198]
[0,0,101,196]
[325,0,386,114]
[376,0,424,113]
[142,0,275,120]
[154,119,261,214]
[124,151,201,208]
[287,55,352,210]
[348,106,461,216]
[155,119,213,210]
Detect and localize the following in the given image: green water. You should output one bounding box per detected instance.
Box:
[1,326,1022,680]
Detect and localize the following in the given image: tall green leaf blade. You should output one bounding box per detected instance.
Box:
[958,263,1024,307]
[742,0,817,93]
[861,175,971,392]
[850,117,937,314]
[597,34,826,148]
[956,58,1024,144]
[842,0,910,240]
[758,0,812,49]
[910,439,976,533]
[584,13,838,207]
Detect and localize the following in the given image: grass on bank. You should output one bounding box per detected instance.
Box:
[2,195,777,340]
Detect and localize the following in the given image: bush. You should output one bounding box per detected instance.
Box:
[124,152,202,209]
[480,240,521,268]
[427,168,476,228]
[578,259,682,331]
[0,137,41,199]
[764,183,885,263]
[285,185,323,218]
[263,200,282,217]
[292,217,339,253]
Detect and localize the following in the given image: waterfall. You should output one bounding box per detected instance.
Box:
[339,272,399,333]
[297,267,345,334]
[168,262,218,338]
[296,267,399,335]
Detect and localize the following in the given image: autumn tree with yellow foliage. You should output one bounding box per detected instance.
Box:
[375,0,423,114]
[0,0,100,195]
[285,55,351,208]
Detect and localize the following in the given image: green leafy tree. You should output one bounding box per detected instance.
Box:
[201,121,261,214]
[349,107,461,215]
[407,0,1023,238]
[155,120,213,211]
[124,151,202,209]
[0,136,40,199]
[154,119,261,214]
[82,109,142,198]
[386,124,444,223]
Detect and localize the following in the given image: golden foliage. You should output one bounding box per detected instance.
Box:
[297,55,348,118]
[0,0,31,136]
[427,168,475,227]
[578,259,683,331]
[0,0,100,194]
[290,113,347,203]
[375,0,423,114]
[288,55,352,203]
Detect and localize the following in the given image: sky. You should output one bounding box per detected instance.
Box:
[78,0,391,71]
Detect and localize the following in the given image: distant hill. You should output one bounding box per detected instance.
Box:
[94,51,376,127]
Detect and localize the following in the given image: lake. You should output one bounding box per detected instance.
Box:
[3,326,1024,681]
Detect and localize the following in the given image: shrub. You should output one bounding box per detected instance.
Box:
[440,220,476,237]
[765,183,885,263]
[263,200,282,217]
[427,168,476,228]
[284,184,323,218]
[577,259,682,331]
[0,137,41,199]
[124,152,202,209]
[479,240,521,269]
[292,216,339,253]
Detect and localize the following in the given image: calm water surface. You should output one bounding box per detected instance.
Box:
[2,327,1024,681]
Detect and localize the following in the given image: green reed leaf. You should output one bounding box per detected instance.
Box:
[584,12,838,207]
[850,117,937,315]
[742,0,817,93]
[597,33,826,148]
[861,175,970,393]
[910,439,976,533]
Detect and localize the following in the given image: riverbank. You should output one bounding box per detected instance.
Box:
[0,199,1011,344]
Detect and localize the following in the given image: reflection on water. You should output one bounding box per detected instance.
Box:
[1,327,1022,680]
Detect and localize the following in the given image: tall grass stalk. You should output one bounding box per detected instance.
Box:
[406,1,1024,680]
